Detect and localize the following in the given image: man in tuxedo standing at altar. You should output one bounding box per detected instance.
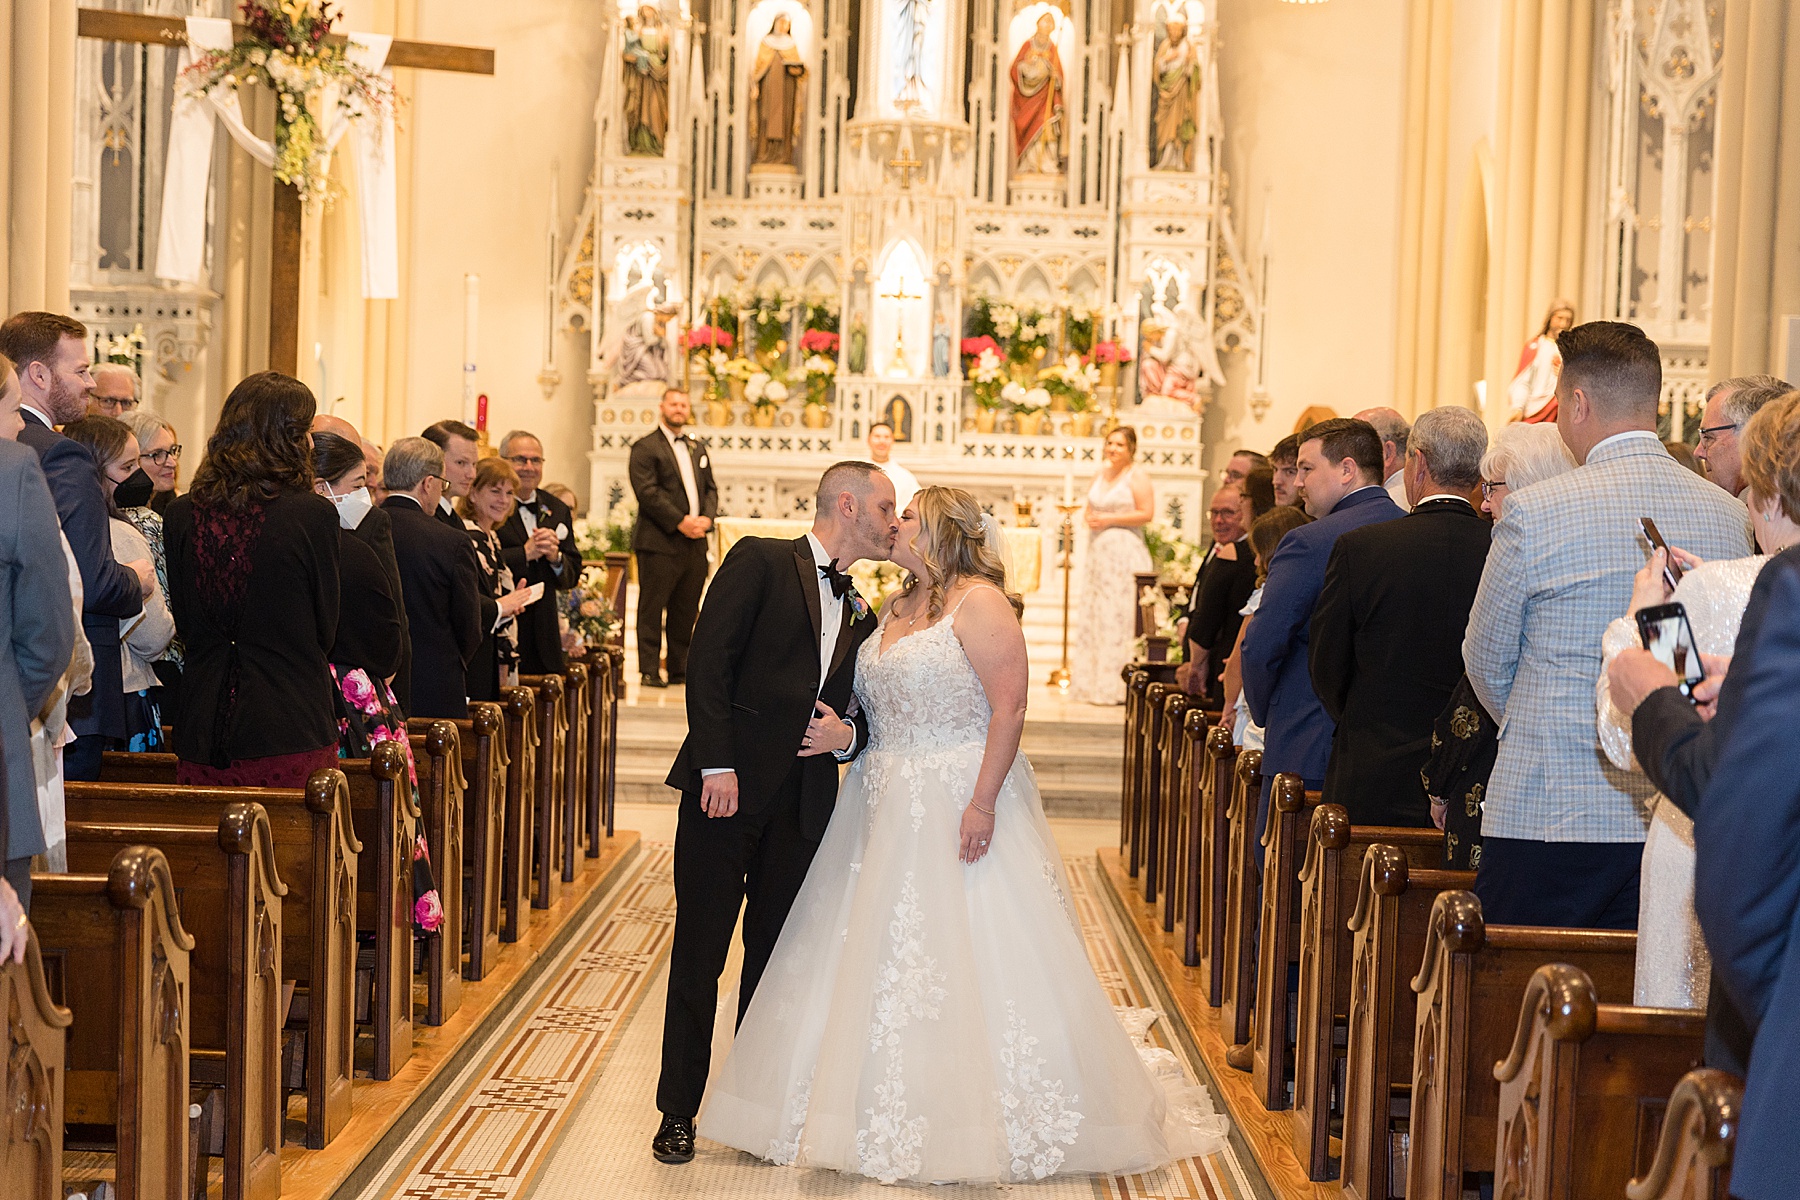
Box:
[652,461,897,1164]
[630,387,719,688]
[498,429,584,676]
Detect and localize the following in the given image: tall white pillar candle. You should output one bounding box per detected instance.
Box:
[463,273,480,425]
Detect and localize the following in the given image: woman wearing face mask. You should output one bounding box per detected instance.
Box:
[118,408,181,514]
[455,457,533,702]
[310,431,410,760]
[60,416,176,752]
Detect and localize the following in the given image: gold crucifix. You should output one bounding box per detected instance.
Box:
[887,147,926,189]
[879,277,922,375]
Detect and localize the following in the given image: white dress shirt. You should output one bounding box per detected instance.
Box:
[661,423,703,517]
[20,402,54,429]
[1385,470,1408,509]
[517,491,539,534]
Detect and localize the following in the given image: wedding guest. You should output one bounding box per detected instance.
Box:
[384,437,482,718]
[422,419,480,530]
[1354,406,1412,508]
[309,431,410,757]
[362,439,386,502]
[1175,483,1256,703]
[500,429,585,676]
[1425,420,1577,869]
[0,311,150,781]
[1221,448,1268,487]
[1268,435,1301,507]
[60,416,175,752]
[1692,374,1791,497]
[164,372,341,787]
[457,457,535,702]
[1240,418,1402,820]
[87,362,141,418]
[1070,426,1155,705]
[628,390,718,688]
[544,482,580,514]
[0,355,75,904]
[119,408,181,516]
[867,421,919,511]
[1239,465,1276,523]
[1309,407,1489,828]
[1463,321,1752,929]
[1220,506,1314,748]
[314,414,408,716]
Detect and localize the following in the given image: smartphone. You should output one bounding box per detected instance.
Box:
[1636,602,1706,699]
[1639,517,1683,592]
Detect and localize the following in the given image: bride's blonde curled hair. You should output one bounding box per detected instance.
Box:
[902,486,1025,620]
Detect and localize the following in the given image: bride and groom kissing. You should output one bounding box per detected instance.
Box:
[653,460,1224,1184]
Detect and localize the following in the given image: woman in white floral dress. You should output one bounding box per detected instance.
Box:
[1070,427,1156,704]
[699,486,1225,1184]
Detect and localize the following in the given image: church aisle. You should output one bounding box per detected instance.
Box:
[351,811,1258,1200]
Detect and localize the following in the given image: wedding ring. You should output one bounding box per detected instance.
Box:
[12,913,25,930]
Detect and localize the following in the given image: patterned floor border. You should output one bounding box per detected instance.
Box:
[349,844,1265,1200]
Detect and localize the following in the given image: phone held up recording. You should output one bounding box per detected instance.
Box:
[1636,601,1706,702]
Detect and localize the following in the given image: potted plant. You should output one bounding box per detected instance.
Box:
[721,355,756,404]
[965,346,1005,433]
[1089,338,1134,391]
[1012,385,1052,436]
[1038,354,1099,431]
[801,350,836,428]
[744,369,789,427]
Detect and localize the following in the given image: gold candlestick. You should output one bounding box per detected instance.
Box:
[1048,499,1082,691]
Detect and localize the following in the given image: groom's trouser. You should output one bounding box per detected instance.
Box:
[657,763,820,1118]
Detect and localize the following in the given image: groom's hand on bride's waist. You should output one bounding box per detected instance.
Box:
[700,771,739,818]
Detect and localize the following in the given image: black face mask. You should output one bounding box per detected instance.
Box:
[114,467,154,509]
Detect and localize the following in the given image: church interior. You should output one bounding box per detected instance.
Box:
[4,0,1799,1198]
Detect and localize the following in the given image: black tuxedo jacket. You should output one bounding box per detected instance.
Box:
[666,535,874,840]
[18,409,143,739]
[497,490,581,675]
[384,496,482,717]
[1309,498,1491,827]
[629,427,718,556]
[344,505,410,704]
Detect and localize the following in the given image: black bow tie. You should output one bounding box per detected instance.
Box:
[819,560,853,599]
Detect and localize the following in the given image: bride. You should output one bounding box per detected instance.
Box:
[698,486,1226,1184]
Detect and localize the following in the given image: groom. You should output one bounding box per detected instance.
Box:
[653,461,899,1163]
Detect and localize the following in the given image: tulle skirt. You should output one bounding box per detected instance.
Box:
[698,739,1227,1183]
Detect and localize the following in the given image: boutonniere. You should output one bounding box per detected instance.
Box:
[848,590,871,622]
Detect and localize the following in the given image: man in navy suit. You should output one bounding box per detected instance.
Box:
[1240,417,1405,827]
[0,311,149,781]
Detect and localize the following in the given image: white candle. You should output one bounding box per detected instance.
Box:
[543,168,560,372]
[463,273,480,425]
[1062,445,1074,505]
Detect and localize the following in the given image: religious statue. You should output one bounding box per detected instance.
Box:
[614,303,678,389]
[931,310,951,377]
[1010,14,1065,176]
[621,6,671,157]
[847,314,868,374]
[1508,298,1575,423]
[1136,308,1209,410]
[1151,17,1201,171]
[892,0,931,111]
[749,16,806,169]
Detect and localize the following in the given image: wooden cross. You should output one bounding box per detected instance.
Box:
[887,146,925,189]
[76,9,495,377]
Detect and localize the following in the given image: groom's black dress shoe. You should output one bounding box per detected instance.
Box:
[652,1113,695,1163]
[640,674,667,689]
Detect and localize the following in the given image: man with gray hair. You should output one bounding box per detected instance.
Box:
[88,362,141,417]
[1693,374,1793,497]
[1308,405,1491,826]
[1355,406,1412,508]
[381,437,482,716]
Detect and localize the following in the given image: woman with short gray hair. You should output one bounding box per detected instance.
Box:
[1477,422,1577,519]
[118,407,181,515]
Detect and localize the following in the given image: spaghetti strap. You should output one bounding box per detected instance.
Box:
[945,583,1005,619]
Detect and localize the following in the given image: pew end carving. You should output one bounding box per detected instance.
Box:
[0,930,73,1200]
[1626,1067,1741,1200]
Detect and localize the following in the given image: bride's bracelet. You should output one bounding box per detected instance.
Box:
[971,800,996,816]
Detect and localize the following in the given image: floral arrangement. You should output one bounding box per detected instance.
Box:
[744,370,790,410]
[1037,355,1099,411]
[1089,339,1135,365]
[1006,384,1052,415]
[1143,521,1205,587]
[573,498,635,559]
[683,325,734,352]
[566,565,621,647]
[801,354,836,405]
[177,0,396,203]
[98,324,147,367]
[848,560,908,611]
[1064,302,1101,355]
[966,346,1007,409]
[960,335,1001,361]
[693,348,733,399]
[800,328,840,356]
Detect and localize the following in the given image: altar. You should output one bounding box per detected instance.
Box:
[553,0,1264,544]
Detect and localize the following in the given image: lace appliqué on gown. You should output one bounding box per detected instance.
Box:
[998,1001,1084,1179]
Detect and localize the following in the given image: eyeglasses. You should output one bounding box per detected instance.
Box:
[1207,507,1238,519]
[1696,423,1739,448]
[141,445,182,466]
[430,474,452,489]
[1480,480,1509,499]
[507,455,545,468]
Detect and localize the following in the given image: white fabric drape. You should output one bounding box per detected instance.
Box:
[155,18,397,299]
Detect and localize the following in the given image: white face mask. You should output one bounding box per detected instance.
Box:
[329,485,373,530]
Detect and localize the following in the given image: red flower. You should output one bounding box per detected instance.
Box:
[960,336,1001,359]
[800,329,840,354]
[683,325,734,350]
[1090,340,1134,364]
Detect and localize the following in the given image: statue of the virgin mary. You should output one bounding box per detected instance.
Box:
[749,16,806,169]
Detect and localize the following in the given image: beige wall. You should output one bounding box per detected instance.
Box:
[1211,0,1410,452]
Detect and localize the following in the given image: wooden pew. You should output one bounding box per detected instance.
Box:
[1492,963,1705,1200]
[576,652,606,852]
[1120,667,1148,863]
[558,661,590,880]
[102,744,418,1082]
[1626,1067,1741,1200]
[1405,891,1638,1200]
[1160,700,1219,934]
[600,644,625,839]
[1148,688,1191,905]
[1137,681,1172,892]
[1218,747,1264,1049]
[1289,804,1443,1178]
[1250,773,1324,1110]
[499,685,540,940]
[0,930,72,1200]
[31,845,191,1200]
[1189,724,1237,988]
[1339,847,1476,1200]
[518,674,568,909]
[410,703,507,981]
[67,770,359,1150]
[410,721,465,1026]
[62,806,286,1200]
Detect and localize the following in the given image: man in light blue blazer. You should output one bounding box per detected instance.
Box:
[1241,418,1405,829]
[1464,321,1752,929]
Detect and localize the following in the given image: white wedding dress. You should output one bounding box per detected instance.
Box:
[698,592,1227,1184]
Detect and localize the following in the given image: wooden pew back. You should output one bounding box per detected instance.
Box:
[410,703,507,981]
[1251,773,1325,1110]
[1190,724,1238,990]
[517,675,568,910]
[1218,747,1264,1047]
[409,721,465,1025]
[500,685,540,940]
[1626,1067,1740,1200]
[0,932,73,1200]
[558,662,590,880]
